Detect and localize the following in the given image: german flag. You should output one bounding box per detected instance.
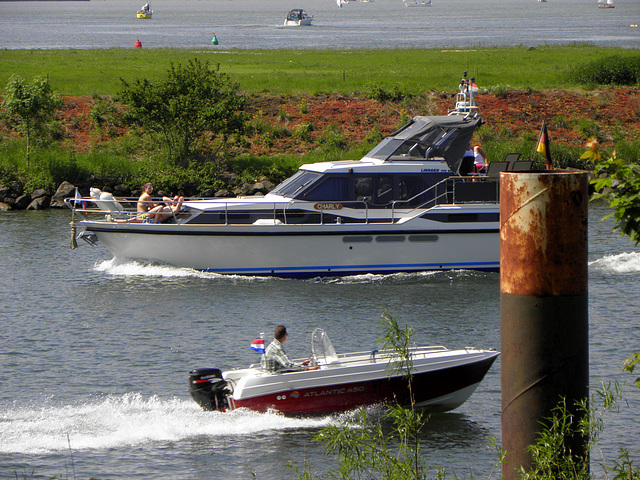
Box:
[536,121,552,170]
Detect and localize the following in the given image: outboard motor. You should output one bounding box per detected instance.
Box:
[189,367,231,412]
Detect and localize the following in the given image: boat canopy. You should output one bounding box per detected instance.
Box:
[365,114,482,174]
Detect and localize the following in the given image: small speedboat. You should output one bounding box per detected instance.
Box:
[189,328,499,415]
[137,2,152,18]
[284,9,313,26]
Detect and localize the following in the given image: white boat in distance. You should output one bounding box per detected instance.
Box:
[68,77,531,278]
[598,0,614,7]
[189,328,499,415]
[284,9,313,25]
[404,0,431,6]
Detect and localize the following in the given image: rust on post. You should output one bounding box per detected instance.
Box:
[500,171,588,296]
[500,171,589,479]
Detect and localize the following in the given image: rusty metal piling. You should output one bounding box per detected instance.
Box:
[500,171,589,479]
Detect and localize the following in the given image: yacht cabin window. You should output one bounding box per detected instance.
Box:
[276,171,450,207]
[303,177,349,201]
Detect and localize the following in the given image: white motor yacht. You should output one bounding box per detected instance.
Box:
[67,78,530,278]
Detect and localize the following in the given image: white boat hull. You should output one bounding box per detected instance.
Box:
[88,213,499,277]
[284,19,313,26]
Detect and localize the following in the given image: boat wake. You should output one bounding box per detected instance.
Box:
[589,251,640,275]
[314,269,496,285]
[93,258,279,282]
[0,393,337,455]
[93,258,495,284]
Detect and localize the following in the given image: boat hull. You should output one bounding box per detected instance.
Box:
[137,11,152,18]
[284,19,313,26]
[220,350,499,415]
[87,220,499,277]
[230,359,496,414]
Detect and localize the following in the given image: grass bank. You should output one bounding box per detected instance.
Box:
[1,46,638,96]
[1,46,639,199]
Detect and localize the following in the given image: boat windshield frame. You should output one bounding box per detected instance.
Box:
[270,170,322,198]
[365,115,480,173]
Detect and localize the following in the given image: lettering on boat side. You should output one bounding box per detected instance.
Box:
[276,386,365,401]
[304,386,365,397]
[314,203,343,211]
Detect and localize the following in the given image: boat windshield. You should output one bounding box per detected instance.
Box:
[270,170,321,198]
[366,115,479,173]
[311,328,339,364]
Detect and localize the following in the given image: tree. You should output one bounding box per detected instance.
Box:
[1,75,63,165]
[119,58,246,165]
[583,138,640,244]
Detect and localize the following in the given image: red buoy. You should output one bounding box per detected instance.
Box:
[134,36,142,48]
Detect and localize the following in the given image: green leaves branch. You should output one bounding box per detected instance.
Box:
[584,138,640,245]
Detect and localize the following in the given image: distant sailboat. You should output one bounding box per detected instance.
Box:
[598,0,614,8]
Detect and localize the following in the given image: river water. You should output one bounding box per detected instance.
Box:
[1,0,640,477]
[0,0,639,50]
[0,201,639,479]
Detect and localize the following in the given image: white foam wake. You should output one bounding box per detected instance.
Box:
[93,258,484,284]
[93,258,276,282]
[589,252,640,275]
[0,393,336,455]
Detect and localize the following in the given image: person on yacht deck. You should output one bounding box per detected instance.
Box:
[261,325,317,373]
[153,195,184,223]
[474,145,488,173]
[131,182,160,222]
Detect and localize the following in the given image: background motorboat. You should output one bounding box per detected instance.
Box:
[137,2,152,18]
[189,328,499,415]
[284,9,313,25]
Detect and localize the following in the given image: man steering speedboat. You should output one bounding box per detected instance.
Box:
[261,325,318,373]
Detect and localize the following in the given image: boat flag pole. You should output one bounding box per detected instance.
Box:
[536,121,553,170]
[70,188,78,250]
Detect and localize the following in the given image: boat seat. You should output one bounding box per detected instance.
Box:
[502,152,522,163]
[458,156,475,176]
[510,160,533,171]
[90,188,126,219]
[485,161,510,178]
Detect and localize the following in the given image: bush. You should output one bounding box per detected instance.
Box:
[569,55,640,86]
[369,84,407,103]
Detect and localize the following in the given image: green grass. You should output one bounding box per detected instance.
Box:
[1,46,637,96]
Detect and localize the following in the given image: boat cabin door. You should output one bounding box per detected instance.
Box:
[311,328,339,365]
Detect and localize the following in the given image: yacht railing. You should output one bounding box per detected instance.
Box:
[389,174,499,220]
[66,175,498,228]
[64,196,186,224]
